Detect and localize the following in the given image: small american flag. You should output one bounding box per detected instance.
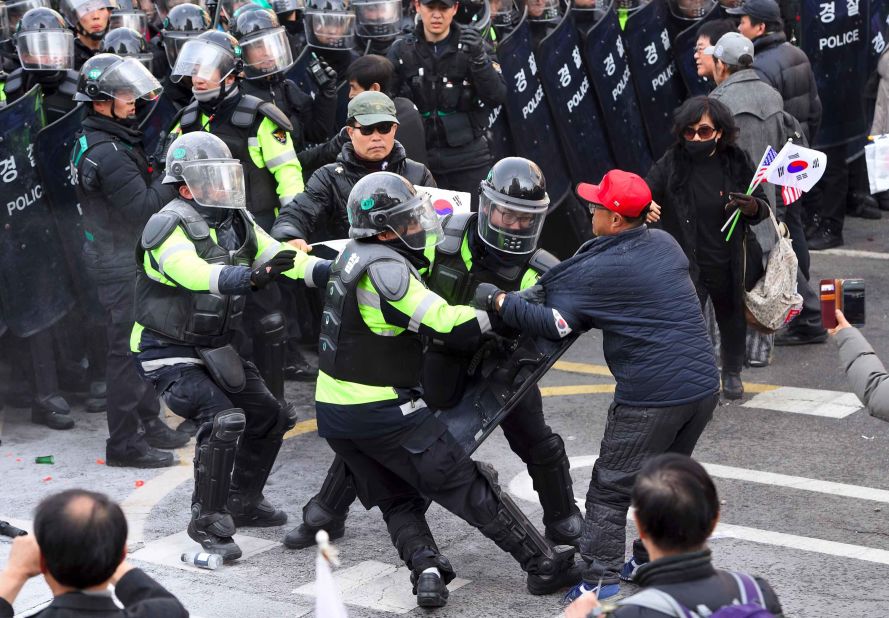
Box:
[782,185,804,205]
[751,146,779,188]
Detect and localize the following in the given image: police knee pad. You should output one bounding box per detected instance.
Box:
[196,409,246,445]
[258,312,287,342]
[475,460,503,495]
[527,433,568,466]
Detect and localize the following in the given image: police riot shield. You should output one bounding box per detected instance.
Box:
[582,5,653,175]
[496,15,571,205]
[800,0,868,148]
[536,11,615,184]
[867,0,888,76]
[439,331,580,456]
[485,102,514,162]
[0,87,76,337]
[623,0,687,160]
[34,104,105,318]
[673,2,723,96]
[139,92,182,156]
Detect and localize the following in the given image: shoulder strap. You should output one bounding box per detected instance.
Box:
[231,94,262,128]
[438,212,473,255]
[141,199,210,249]
[729,572,765,607]
[257,99,294,132]
[528,248,559,275]
[618,589,697,618]
[179,100,201,130]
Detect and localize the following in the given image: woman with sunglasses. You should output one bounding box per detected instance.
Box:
[646,95,770,401]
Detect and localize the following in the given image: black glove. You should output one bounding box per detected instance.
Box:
[250,250,296,289]
[471,282,504,312]
[726,192,760,217]
[308,54,337,91]
[516,283,545,304]
[458,27,486,62]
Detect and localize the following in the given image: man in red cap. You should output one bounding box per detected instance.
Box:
[472,169,724,602]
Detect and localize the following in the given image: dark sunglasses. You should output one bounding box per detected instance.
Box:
[683,125,716,140]
[354,122,396,136]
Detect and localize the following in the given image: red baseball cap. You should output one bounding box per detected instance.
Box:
[577,170,652,218]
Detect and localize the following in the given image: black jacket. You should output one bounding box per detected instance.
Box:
[646,145,770,310]
[74,112,178,282]
[271,140,435,242]
[0,568,188,618]
[73,38,95,71]
[752,32,822,142]
[241,73,336,147]
[609,550,783,617]
[387,23,506,174]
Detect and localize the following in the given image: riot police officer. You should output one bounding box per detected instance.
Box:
[352,0,403,55]
[303,171,579,607]
[1,8,79,122]
[283,157,584,551]
[58,0,117,68]
[303,0,359,75]
[170,29,304,400]
[154,2,212,105]
[387,0,506,206]
[71,53,190,467]
[100,26,154,72]
[108,0,148,33]
[526,0,561,45]
[232,6,336,146]
[272,0,308,55]
[131,132,329,560]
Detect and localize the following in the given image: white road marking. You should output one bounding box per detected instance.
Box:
[122,465,192,546]
[129,530,280,573]
[509,456,889,566]
[742,386,863,418]
[293,559,471,614]
[813,248,889,260]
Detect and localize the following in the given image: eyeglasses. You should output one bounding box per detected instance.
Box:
[683,125,716,140]
[353,122,396,136]
[586,202,607,215]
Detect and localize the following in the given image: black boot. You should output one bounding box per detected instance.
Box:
[31,395,74,430]
[808,223,843,250]
[189,410,245,562]
[722,371,743,400]
[144,417,191,449]
[526,435,583,547]
[85,381,107,413]
[283,458,357,548]
[227,404,297,527]
[412,569,450,608]
[475,463,579,596]
[847,192,882,219]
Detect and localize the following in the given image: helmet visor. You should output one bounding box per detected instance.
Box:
[381,194,444,250]
[171,38,237,83]
[304,11,354,49]
[72,0,119,20]
[525,0,560,22]
[478,188,547,254]
[181,160,246,209]
[240,27,292,78]
[354,0,400,38]
[163,31,197,68]
[16,30,74,70]
[109,10,147,30]
[99,56,162,100]
[272,0,304,12]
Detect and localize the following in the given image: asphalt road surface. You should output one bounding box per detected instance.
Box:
[3,216,889,617]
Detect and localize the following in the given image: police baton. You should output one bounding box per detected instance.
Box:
[0,521,27,538]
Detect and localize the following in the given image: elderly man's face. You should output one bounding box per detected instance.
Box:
[347,120,398,161]
[694,35,715,78]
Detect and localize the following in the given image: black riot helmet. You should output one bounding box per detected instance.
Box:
[162,2,211,68]
[455,0,490,33]
[304,0,354,50]
[75,51,162,101]
[155,0,206,18]
[163,132,247,209]
[271,0,304,16]
[100,26,152,69]
[231,6,292,76]
[108,0,147,32]
[1,0,51,43]
[58,0,118,40]
[170,28,242,82]
[491,0,520,30]
[347,171,444,251]
[13,7,74,70]
[477,157,549,255]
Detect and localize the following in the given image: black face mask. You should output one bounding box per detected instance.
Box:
[283,20,302,34]
[684,138,717,159]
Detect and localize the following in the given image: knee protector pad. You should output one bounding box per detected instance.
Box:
[527,434,568,466]
[258,312,287,343]
[196,409,246,446]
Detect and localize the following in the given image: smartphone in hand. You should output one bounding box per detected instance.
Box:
[820,279,838,329]
[842,279,866,326]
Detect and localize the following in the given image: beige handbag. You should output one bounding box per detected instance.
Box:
[743,211,803,334]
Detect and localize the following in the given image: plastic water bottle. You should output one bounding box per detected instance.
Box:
[180,551,223,570]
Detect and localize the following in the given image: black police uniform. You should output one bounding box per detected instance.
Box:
[2,69,79,123]
[72,112,179,460]
[387,22,506,204]
[287,213,583,548]
[241,74,337,148]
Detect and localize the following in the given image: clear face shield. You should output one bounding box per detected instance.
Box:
[2,0,50,39]
[477,187,548,254]
[376,194,444,250]
[525,0,560,23]
[179,160,247,209]
[304,10,354,49]
[490,0,518,28]
[354,0,401,38]
[171,39,236,83]
[240,27,292,77]
[72,0,119,21]
[163,31,198,68]
[99,56,162,99]
[16,29,74,70]
[109,9,148,31]
[273,0,305,12]
[668,0,714,19]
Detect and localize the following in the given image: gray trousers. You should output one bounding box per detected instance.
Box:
[579,393,719,585]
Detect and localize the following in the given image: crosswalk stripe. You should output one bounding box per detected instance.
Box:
[813,248,889,260]
[742,387,862,418]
